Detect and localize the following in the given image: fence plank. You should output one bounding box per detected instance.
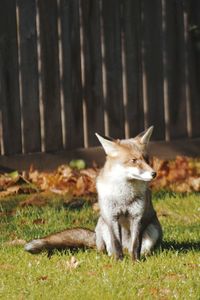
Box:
[38,0,62,151]
[0,0,199,157]
[187,1,200,138]
[0,0,22,155]
[81,0,104,146]
[60,0,84,149]
[102,0,125,139]
[164,0,188,140]
[17,0,41,153]
[122,0,144,138]
[141,0,165,140]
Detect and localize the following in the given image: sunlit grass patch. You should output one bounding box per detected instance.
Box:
[0,192,200,299]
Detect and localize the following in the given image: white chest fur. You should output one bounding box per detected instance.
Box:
[97,175,146,220]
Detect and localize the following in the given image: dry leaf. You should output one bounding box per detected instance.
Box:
[87,271,97,276]
[0,210,16,217]
[188,177,200,191]
[75,176,86,196]
[103,264,112,269]
[49,188,66,195]
[92,202,100,212]
[37,275,48,281]
[184,263,199,269]
[66,256,80,270]
[6,239,26,246]
[0,263,15,270]
[0,186,20,198]
[20,195,48,207]
[33,218,45,225]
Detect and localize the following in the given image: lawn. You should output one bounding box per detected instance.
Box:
[0,192,199,300]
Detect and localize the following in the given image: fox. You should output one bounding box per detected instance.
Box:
[25,126,162,260]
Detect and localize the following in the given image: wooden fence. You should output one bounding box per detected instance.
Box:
[0,0,200,156]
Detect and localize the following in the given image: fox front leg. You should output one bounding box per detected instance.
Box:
[108,219,123,260]
[130,218,142,261]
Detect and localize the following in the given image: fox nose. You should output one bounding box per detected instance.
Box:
[151,171,157,178]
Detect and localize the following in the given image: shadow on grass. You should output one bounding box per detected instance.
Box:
[30,240,200,259]
[0,194,96,216]
[162,240,200,252]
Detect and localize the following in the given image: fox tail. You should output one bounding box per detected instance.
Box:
[24,228,96,256]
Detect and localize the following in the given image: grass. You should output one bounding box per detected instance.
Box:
[0,192,200,300]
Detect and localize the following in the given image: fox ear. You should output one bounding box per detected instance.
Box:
[136,126,154,144]
[95,133,118,157]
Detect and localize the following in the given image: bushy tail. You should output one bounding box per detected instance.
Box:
[25,228,96,255]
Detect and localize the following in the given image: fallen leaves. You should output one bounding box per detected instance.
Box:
[0,156,199,200]
[23,156,200,193]
[151,156,200,192]
[27,165,98,196]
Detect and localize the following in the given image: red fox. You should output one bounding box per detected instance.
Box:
[25,126,162,260]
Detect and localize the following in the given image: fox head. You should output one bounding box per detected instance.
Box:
[96,126,156,182]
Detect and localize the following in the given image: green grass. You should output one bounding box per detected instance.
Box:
[0,192,200,300]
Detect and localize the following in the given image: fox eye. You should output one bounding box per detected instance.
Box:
[132,159,137,163]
